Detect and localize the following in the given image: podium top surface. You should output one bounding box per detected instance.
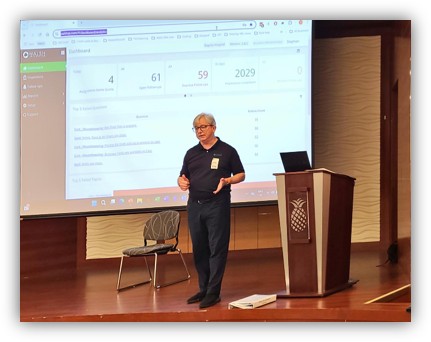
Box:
[273,168,356,181]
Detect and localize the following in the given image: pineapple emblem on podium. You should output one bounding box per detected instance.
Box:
[288,194,310,242]
[290,198,307,232]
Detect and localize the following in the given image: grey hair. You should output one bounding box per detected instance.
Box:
[193,113,216,127]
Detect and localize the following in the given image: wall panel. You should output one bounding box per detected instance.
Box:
[313,36,381,243]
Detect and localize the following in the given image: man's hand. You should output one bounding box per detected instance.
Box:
[178,174,190,191]
[213,178,229,194]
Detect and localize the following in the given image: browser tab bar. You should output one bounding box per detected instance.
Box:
[53,20,256,39]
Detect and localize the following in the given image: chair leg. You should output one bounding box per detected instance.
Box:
[116,255,125,290]
[177,248,191,280]
[152,253,158,288]
[144,257,152,281]
[153,249,191,289]
[118,250,191,290]
[116,255,152,292]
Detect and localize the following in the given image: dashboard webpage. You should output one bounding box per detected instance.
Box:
[20,19,313,216]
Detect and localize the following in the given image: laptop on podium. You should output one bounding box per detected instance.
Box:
[280,151,311,172]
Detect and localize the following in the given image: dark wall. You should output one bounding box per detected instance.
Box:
[20,217,78,276]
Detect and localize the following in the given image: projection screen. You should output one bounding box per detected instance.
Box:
[20,19,313,218]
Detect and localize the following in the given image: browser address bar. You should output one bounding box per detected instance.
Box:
[53,20,257,38]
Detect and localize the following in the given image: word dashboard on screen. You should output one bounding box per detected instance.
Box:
[20,19,313,217]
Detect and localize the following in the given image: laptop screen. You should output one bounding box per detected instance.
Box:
[280,151,311,172]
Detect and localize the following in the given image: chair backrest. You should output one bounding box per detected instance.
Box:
[143,210,181,242]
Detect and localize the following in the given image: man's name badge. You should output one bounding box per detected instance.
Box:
[211,158,219,169]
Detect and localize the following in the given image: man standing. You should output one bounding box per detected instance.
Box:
[178,113,245,309]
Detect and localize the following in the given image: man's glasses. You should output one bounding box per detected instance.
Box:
[192,124,213,132]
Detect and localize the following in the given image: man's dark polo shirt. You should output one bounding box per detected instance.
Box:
[180,138,244,201]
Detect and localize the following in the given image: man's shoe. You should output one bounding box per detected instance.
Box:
[187,291,206,304]
[199,294,221,309]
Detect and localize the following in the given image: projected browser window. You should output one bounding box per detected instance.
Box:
[20,20,313,217]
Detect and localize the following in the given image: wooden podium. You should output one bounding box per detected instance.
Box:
[274,169,357,297]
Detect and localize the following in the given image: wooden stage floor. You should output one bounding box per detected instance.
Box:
[20,247,411,322]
